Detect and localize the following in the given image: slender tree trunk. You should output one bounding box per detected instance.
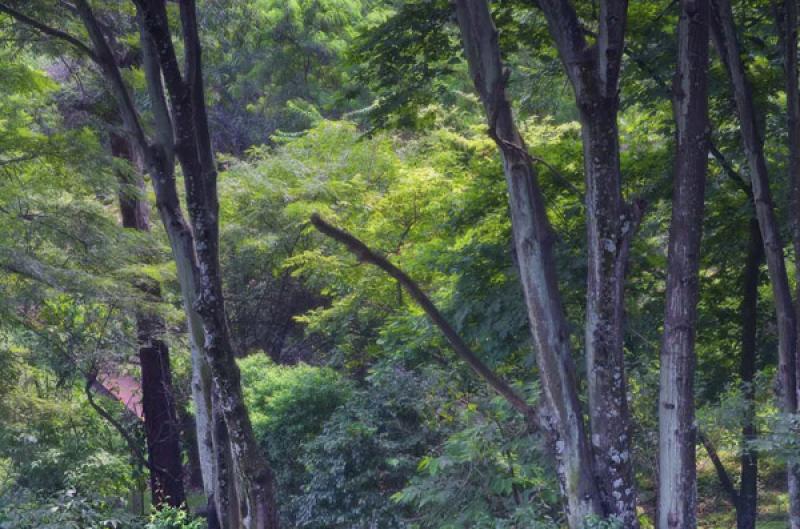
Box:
[136,1,279,527]
[710,2,800,525]
[657,2,709,526]
[737,217,762,529]
[111,134,186,508]
[452,2,601,527]
[779,0,800,524]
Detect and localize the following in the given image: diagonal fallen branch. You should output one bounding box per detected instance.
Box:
[310,213,538,424]
[698,430,741,509]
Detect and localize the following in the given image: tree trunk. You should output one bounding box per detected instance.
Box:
[738,217,762,529]
[657,2,709,526]
[3,1,267,526]
[136,1,279,527]
[779,0,800,524]
[710,2,800,525]
[133,10,226,519]
[452,2,600,527]
[138,311,186,507]
[111,134,186,508]
[535,1,639,523]
[579,95,638,529]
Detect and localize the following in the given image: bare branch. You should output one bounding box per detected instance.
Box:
[698,431,741,509]
[0,2,99,62]
[310,213,538,423]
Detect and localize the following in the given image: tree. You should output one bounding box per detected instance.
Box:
[451,0,639,525]
[657,0,710,526]
[710,0,800,524]
[111,133,185,508]
[0,1,279,527]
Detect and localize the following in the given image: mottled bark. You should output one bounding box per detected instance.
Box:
[534,1,639,523]
[0,2,275,526]
[135,1,278,527]
[452,1,601,526]
[710,2,800,525]
[66,1,274,526]
[657,2,709,526]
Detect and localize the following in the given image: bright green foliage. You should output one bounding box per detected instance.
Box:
[0,355,137,498]
[225,118,576,528]
[239,355,350,509]
[145,506,205,529]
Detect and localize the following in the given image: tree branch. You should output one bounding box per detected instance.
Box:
[85,374,162,477]
[622,44,751,195]
[73,0,148,151]
[699,430,741,508]
[0,2,99,62]
[310,213,538,423]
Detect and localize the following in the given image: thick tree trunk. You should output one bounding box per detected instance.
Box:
[737,217,762,529]
[657,2,709,527]
[579,98,638,529]
[133,11,226,519]
[111,134,186,508]
[138,311,186,507]
[710,2,800,525]
[535,1,639,524]
[5,1,264,526]
[452,2,600,527]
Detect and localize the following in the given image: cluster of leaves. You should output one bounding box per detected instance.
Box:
[0,489,143,529]
[199,0,375,152]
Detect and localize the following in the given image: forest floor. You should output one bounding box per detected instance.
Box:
[176,450,788,528]
[695,451,788,529]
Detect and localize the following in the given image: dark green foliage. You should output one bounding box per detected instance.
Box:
[350,0,463,130]
[0,489,144,529]
[293,364,444,529]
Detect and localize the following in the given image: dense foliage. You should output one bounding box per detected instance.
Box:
[1,0,800,528]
